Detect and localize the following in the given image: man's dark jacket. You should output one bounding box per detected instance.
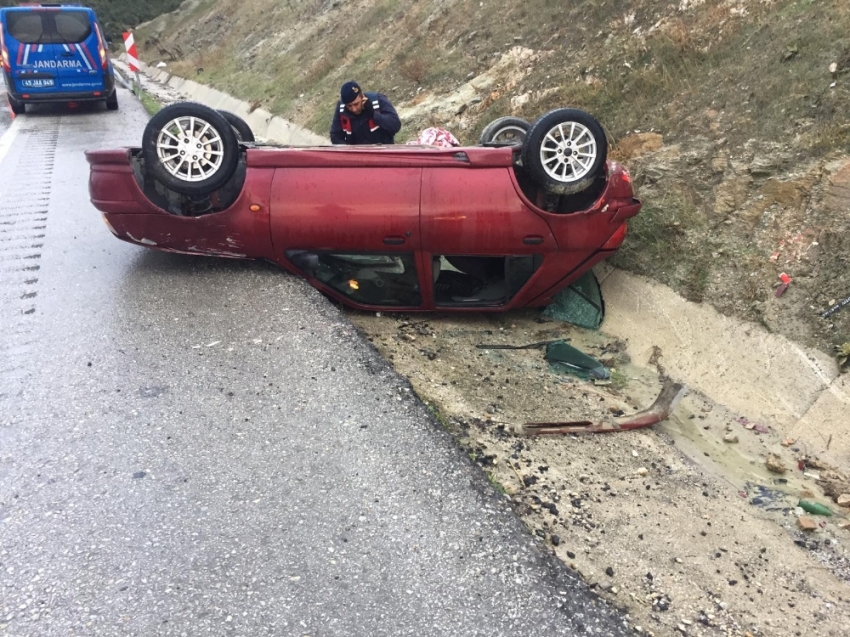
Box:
[329,92,401,145]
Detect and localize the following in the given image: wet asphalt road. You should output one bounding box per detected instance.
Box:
[0,89,631,636]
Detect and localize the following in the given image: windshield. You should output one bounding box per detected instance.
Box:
[5,11,92,45]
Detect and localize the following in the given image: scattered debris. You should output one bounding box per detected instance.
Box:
[544,340,610,380]
[775,272,792,297]
[838,494,850,508]
[723,433,739,443]
[835,342,850,370]
[765,454,787,474]
[747,484,791,511]
[542,271,605,329]
[518,381,686,436]
[781,437,796,447]
[476,339,562,350]
[781,44,798,62]
[821,294,850,318]
[798,500,833,516]
[797,517,818,532]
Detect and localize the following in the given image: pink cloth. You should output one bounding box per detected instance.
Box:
[409,127,460,148]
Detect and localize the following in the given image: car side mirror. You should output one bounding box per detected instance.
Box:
[286,250,319,277]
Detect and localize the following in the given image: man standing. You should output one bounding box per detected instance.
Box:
[330,81,401,145]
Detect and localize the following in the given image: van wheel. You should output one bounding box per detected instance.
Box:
[106,90,118,111]
[478,116,530,146]
[217,110,254,142]
[142,102,239,196]
[8,95,25,115]
[521,108,607,195]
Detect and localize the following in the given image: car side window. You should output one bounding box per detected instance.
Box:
[433,255,539,307]
[314,253,420,307]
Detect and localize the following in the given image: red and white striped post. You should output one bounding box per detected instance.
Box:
[122,31,141,95]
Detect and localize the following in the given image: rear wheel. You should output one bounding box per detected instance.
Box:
[142,102,239,196]
[8,95,25,115]
[478,116,529,146]
[217,110,254,142]
[521,108,607,195]
[106,90,118,111]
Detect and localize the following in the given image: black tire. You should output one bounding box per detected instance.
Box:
[217,110,254,142]
[521,108,607,195]
[8,95,25,115]
[478,116,530,146]
[142,102,239,196]
[106,90,118,111]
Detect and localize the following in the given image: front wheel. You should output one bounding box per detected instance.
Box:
[142,102,239,196]
[521,108,607,195]
[217,110,255,142]
[478,116,530,146]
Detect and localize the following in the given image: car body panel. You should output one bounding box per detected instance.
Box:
[0,5,114,104]
[86,145,640,313]
[269,167,421,254]
[89,150,276,259]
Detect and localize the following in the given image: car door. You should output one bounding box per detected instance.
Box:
[420,166,557,309]
[269,164,423,309]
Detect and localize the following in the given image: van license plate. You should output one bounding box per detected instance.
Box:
[21,78,55,88]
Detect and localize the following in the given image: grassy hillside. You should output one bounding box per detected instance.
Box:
[135,0,850,356]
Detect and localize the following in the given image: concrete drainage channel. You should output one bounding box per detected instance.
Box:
[598,264,850,469]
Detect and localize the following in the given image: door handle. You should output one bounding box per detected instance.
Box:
[523,235,544,245]
[383,236,405,245]
[61,52,75,58]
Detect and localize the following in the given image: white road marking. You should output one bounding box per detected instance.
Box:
[0,117,22,168]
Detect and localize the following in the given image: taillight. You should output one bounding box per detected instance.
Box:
[601,224,628,251]
[94,24,107,70]
[0,27,10,73]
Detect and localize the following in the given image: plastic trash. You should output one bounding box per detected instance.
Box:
[798,499,833,516]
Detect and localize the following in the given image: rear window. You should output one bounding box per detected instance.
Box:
[5,11,92,45]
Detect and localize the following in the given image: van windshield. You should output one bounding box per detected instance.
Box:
[5,11,92,45]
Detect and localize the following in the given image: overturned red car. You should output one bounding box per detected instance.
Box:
[86,102,640,312]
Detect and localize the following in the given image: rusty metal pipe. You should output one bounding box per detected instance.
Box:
[517,381,687,436]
